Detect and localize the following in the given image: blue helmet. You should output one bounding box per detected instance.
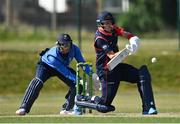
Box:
[57,33,72,44]
[56,34,72,52]
[96,11,115,26]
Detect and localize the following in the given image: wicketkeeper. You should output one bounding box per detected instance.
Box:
[16,33,91,115]
[76,11,158,115]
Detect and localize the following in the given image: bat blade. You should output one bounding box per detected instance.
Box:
[107,48,130,71]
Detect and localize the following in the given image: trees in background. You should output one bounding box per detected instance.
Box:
[0,0,178,33]
[117,0,177,33]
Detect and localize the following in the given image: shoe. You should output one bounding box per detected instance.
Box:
[71,105,82,115]
[60,109,73,115]
[71,109,82,115]
[15,108,26,115]
[143,107,158,115]
[60,109,82,115]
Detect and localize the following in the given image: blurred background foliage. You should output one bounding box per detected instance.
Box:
[117,0,177,34]
[0,0,179,41]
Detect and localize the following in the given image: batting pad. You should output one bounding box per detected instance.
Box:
[75,100,115,113]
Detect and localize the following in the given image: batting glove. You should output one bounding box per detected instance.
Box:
[126,36,140,55]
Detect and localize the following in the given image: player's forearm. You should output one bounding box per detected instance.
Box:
[114,25,134,39]
[122,31,134,39]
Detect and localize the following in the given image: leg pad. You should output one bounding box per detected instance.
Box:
[75,100,115,113]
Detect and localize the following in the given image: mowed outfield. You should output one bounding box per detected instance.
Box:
[0,38,180,123]
[0,92,180,123]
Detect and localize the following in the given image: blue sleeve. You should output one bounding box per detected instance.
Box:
[74,45,91,75]
[47,55,76,81]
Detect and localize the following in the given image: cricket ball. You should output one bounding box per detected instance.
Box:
[151,57,157,63]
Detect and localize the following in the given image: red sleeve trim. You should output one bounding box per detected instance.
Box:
[114,25,134,39]
[114,25,124,36]
[127,33,134,40]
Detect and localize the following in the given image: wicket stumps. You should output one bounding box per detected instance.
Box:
[76,62,93,114]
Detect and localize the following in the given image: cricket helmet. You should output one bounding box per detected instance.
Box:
[57,33,72,44]
[96,11,115,26]
[56,34,72,53]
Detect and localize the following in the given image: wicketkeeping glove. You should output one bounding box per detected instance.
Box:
[126,36,140,55]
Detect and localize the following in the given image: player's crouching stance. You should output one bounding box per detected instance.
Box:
[75,11,158,115]
[16,34,91,115]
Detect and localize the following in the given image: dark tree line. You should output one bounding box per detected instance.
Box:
[0,0,178,33]
[117,0,178,33]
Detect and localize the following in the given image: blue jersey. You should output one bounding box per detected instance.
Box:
[41,44,90,82]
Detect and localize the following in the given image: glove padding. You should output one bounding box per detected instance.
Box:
[126,36,140,55]
[92,73,101,91]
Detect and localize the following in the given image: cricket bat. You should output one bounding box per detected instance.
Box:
[107,48,130,71]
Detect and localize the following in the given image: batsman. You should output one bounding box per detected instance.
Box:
[76,11,158,115]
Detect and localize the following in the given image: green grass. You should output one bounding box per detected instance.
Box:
[0,116,179,123]
[0,92,179,123]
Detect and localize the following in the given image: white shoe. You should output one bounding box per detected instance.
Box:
[60,110,73,115]
[143,107,158,115]
[148,108,158,115]
[60,106,82,115]
[15,108,26,115]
